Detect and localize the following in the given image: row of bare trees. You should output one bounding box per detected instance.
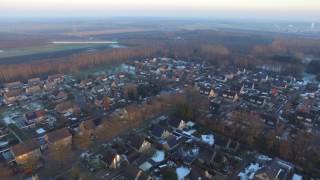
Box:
[0,46,161,82]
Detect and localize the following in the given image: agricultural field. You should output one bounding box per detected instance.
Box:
[0,43,113,59]
[0,42,124,65]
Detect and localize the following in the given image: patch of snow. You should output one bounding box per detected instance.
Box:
[303,73,316,84]
[292,174,302,180]
[238,163,262,180]
[152,150,165,163]
[256,155,272,161]
[187,129,196,135]
[201,134,214,146]
[176,166,191,180]
[3,116,12,125]
[186,121,195,127]
[36,128,46,135]
[139,161,153,171]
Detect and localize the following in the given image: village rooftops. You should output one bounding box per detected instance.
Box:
[25,110,45,121]
[11,138,39,157]
[47,74,63,82]
[101,149,120,166]
[28,78,41,85]
[4,81,23,89]
[254,158,294,180]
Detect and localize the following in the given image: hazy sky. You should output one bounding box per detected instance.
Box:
[1,0,320,20]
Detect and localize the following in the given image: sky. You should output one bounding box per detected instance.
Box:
[1,0,320,20]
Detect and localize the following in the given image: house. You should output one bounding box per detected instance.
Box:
[92,85,106,94]
[101,149,121,169]
[26,84,41,94]
[272,80,288,89]
[4,81,23,91]
[224,72,235,80]
[10,139,41,165]
[44,81,56,91]
[25,110,46,124]
[208,89,216,98]
[51,90,68,103]
[254,158,294,180]
[221,90,239,101]
[79,79,93,88]
[45,127,72,148]
[168,119,186,130]
[150,125,170,140]
[26,78,42,94]
[3,89,22,104]
[242,81,255,90]
[28,77,41,84]
[128,134,151,153]
[199,86,211,95]
[47,74,64,84]
[44,75,62,90]
[96,75,108,83]
[244,95,266,106]
[55,101,78,114]
[295,111,316,128]
[231,84,244,94]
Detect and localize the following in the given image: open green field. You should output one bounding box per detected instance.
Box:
[0,43,109,59]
